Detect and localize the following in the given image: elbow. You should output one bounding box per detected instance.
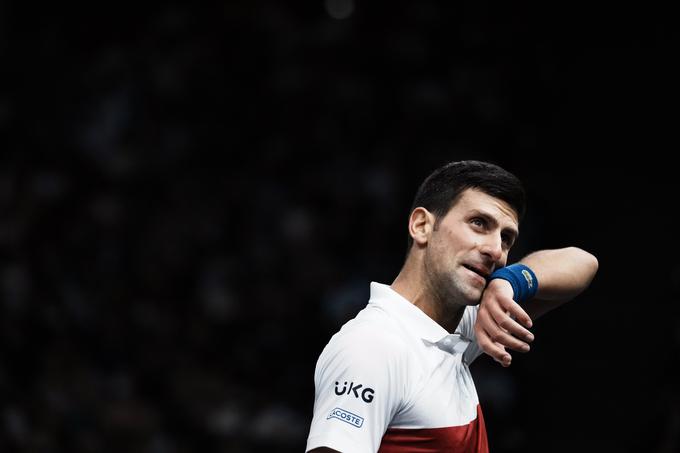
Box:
[581,248,599,275]
[568,246,599,280]
[589,253,599,275]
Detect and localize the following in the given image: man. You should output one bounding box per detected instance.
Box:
[306,160,598,452]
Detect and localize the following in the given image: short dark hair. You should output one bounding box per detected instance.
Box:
[406,160,526,251]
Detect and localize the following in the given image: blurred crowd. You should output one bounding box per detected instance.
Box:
[2,1,679,452]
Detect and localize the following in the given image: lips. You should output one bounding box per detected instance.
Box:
[463,264,491,280]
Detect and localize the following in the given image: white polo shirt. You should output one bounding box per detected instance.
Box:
[306,282,488,453]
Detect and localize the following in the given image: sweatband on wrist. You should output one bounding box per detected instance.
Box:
[488,263,539,303]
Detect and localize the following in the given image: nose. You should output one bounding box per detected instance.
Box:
[479,234,504,264]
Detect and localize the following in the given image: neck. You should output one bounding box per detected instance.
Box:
[391,254,466,333]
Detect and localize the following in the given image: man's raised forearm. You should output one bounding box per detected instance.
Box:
[519,247,598,319]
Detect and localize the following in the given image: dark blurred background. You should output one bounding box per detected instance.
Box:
[1,1,679,452]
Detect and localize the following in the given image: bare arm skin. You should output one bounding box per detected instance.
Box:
[474,247,598,366]
[520,247,599,319]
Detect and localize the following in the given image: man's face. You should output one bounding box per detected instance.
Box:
[424,188,519,306]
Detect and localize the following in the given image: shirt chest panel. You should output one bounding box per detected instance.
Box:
[392,346,480,428]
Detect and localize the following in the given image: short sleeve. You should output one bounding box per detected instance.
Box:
[305,329,406,453]
[456,305,485,365]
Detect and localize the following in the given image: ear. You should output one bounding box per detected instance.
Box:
[409,207,435,247]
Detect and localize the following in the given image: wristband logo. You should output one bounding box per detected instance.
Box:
[521,269,534,288]
[327,407,364,428]
[334,381,375,403]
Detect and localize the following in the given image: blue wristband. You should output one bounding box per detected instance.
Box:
[488,263,538,303]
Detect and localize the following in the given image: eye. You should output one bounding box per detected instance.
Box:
[471,217,486,227]
[501,233,515,249]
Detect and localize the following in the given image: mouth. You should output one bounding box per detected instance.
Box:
[462,264,491,280]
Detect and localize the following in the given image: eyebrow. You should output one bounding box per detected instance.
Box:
[469,209,519,241]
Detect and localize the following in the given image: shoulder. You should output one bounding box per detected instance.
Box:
[327,315,407,362]
[316,307,410,377]
[312,309,413,415]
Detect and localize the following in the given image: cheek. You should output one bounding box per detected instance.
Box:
[426,238,452,270]
[432,229,470,265]
[440,223,472,246]
[434,244,460,272]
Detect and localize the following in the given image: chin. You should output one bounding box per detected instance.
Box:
[440,275,482,307]
[446,289,482,307]
[463,287,484,306]
[464,297,483,306]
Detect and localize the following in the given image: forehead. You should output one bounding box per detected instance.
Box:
[447,188,520,228]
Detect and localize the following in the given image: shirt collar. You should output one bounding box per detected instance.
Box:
[368,282,471,354]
